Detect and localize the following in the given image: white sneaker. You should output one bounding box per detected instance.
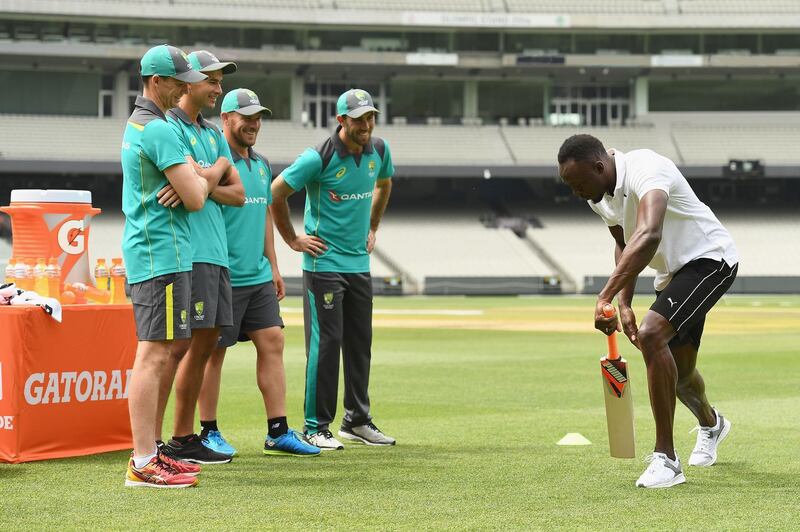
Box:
[636,452,686,488]
[689,409,731,467]
[338,422,396,446]
[305,429,344,451]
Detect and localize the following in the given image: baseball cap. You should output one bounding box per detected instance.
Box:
[140,44,207,83]
[188,50,237,75]
[221,88,272,116]
[336,88,379,118]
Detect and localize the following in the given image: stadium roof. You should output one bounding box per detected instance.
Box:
[3,0,800,30]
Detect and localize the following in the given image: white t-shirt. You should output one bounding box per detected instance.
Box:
[589,149,739,291]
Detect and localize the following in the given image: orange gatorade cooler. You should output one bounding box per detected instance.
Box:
[0,190,101,289]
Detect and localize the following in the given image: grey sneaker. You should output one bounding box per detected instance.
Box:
[305,429,344,451]
[688,408,731,467]
[338,422,396,446]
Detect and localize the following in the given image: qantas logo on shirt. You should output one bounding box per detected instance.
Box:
[328,190,373,202]
[245,197,268,204]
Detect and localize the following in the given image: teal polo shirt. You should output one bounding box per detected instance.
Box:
[222,145,274,287]
[281,126,394,273]
[167,107,231,268]
[121,95,192,284]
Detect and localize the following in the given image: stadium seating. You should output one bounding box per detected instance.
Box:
[523,207,617,287]
[0,114,122,162]
[502,123,680,165]
[516,204,800,288]
[715,209,800,276]
[505,0,666,14]
[678,0,800,14]
[378,124,512,166]
[4,113,800,168]
[377,211,554,285]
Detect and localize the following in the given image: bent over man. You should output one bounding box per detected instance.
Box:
[558,134,738,489]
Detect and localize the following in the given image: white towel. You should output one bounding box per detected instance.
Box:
[1,283,63,323]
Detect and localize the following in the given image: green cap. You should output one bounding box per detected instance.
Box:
[140,44,207,83]
[188,50,237,75]
[221,88,272,116]
[336,88,379,118]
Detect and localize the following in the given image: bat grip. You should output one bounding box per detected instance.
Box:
[603,304,620,360]
[607,331,620,360]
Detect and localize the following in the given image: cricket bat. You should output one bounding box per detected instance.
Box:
[600,304,635,458]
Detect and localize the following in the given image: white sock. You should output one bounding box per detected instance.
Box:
[133,452,157,469]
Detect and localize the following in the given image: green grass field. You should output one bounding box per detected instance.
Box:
[2,295,799,530]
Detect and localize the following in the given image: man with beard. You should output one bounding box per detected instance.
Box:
[121,44,215,488]
[197,88,320,457]
[271,88,395,450]
[158,51,243,465]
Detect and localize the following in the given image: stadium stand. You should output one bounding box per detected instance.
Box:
[377,211,554,285]
[502,123,679,165]
[6,113,800,168]
[678,0,800,14]
[519,204,800,290]
[379,124,512,166]
[2,0,799,297]
[505,0,666,14]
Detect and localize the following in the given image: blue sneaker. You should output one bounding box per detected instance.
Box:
[201,430,236,457]
[264,430,321,457]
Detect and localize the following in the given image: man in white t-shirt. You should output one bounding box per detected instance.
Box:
[557,134,739,489]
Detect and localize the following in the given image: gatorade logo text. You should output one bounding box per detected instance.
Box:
[57,219,85,255]
[0,416,13,430]
[24,369,132,405]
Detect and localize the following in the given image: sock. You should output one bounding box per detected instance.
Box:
[171,434,193,445]
[200,419,218,437]
[268,417,289,439]
[133,452,157,469]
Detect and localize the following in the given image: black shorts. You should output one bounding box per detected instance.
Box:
[130,272,192,341]
[218,282,284,348]
[651,258,738,349]
[190,263,233,330]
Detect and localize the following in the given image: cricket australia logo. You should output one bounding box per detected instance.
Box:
[194,301,205,320]
[354,90,368,106]
[180,309,188,330]
[336,167,347,178]
[190,136,197,146]
[368,159,376,177]
[322,292,334,310]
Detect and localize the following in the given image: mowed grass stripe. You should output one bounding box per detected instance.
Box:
[0,296,798,530]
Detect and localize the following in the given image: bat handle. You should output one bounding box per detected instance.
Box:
[603,304,620,360]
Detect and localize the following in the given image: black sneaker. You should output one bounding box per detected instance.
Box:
[163,434,233,464]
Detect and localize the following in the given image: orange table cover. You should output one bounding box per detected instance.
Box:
[0,304,136,463]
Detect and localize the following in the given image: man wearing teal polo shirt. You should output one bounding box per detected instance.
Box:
[160,50,243,465]
[121,44,219,488]
[196,88,319,457]
[271,88,395,450]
